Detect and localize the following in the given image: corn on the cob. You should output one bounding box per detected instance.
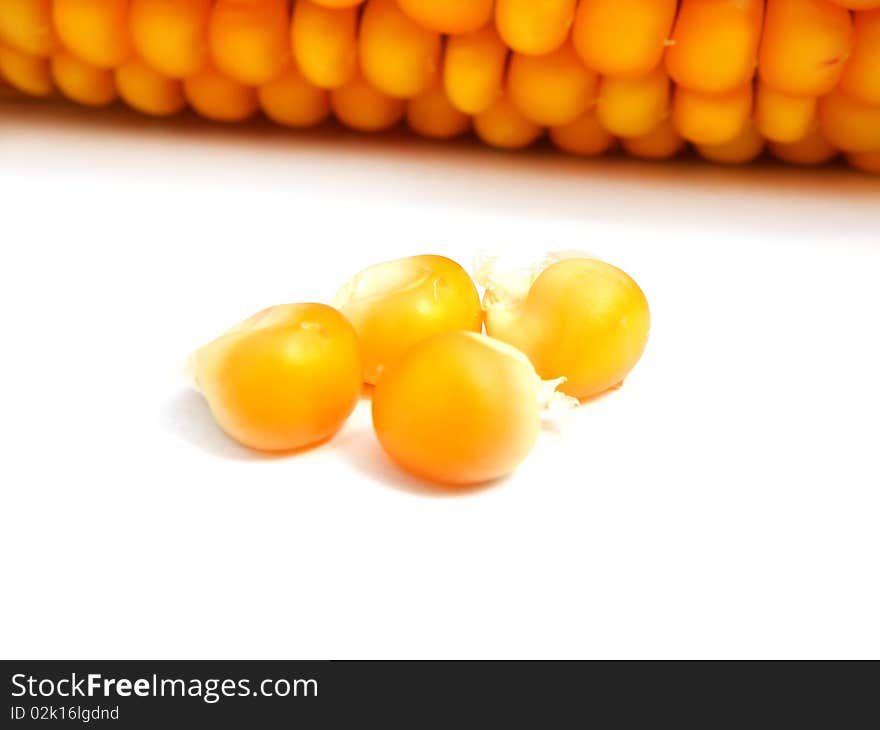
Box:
[1,0,877,173]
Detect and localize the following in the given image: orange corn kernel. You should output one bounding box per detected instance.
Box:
[129,0,212,79]
[258,63,331,127]
[359,0,441,99]
[507,41,598,127]
[53,0,131,69]
[0,0,56,57]
[549,111,616,156]
[184,66,259,122]
[115,59,187,116]
[397,0,494,35]
[495,0,577,56]
[406,84,471,139]
[209,0,290,86]
[480,256,651,400]
[372,332,549,486]
[191,303,362,452]
[51,50,116,106]
[442,23,508,116]
[334,255,483,385]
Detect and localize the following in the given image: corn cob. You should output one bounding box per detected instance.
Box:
[1,0,878,173]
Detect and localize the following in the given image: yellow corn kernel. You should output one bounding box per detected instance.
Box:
[672,83,752,146]
[191,303,362,453]
[115,59,186,116]
[406,85,470,140]
[759,0,853,97]
[473,93,544,150]
[768,125,838,165]
[397,0,494,35]
[53,0,131,69]
[51,50,116,106]
[258,62,331,127]
[330,69,405,132]
[183,66,259,122]
[442,23,507,116]
[507,41,597,127]
[129,0,211,79]
[754,81,817,144]
[818,87,880,153]
[596,68,670,139]
[359,0,440,99]
[697,121,765,164]
[847,149,880,174]
[0,0,55,57]
[291,0,358,90]
[333,255,482,385]
[495,0,576,56]
[549,111,615,156]
[209,0,289,86]
[621,118,687,160]
[0,43,52,96]
[480,256,650,400]
[666,0,764,95]
[573,0,676,78]
[839,9,880,106]
[372,332,546,486]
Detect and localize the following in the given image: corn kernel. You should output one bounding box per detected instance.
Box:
[673,82,753,146]
[666,0,764,95]
[359,0,440,99]
[495,0,576,56]
[839,9,880,106]
[573,0,676,79]
[474,93,544,150]
[191,303,362,452]
[291,0,358,90]
[129,0,211,79]
[0,42,52,96]
[209,0,289,86]
[183,66,259,122]
[258,62,331,128]
[442,23,508,116]
[480,256,651,400]
[549,111,616,156]
[596,68,670,139]
[330,68,405,132]
[768,125,838,165]
[51,50,116,106]
[334,255,483,385]
[372,332,548,486]
[507,41,598,127]
[621,118,687,160]
[397,0,494,35]
[697,121,766,164]
[754,81,818,144]
[53,0,131,69]
[847,149,880,174]
[115,59,187,117]
[818,86,880,153]
[0,0,55,57]
[406,84,471,140]
[759,0,853,97]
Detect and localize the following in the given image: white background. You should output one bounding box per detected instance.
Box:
[1,98,878,659]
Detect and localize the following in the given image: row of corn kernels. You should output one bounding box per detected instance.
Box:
[0,1,878,172]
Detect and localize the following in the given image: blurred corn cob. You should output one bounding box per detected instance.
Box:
[0,0,878,172]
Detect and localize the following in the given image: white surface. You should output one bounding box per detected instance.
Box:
[1,100,879,660]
